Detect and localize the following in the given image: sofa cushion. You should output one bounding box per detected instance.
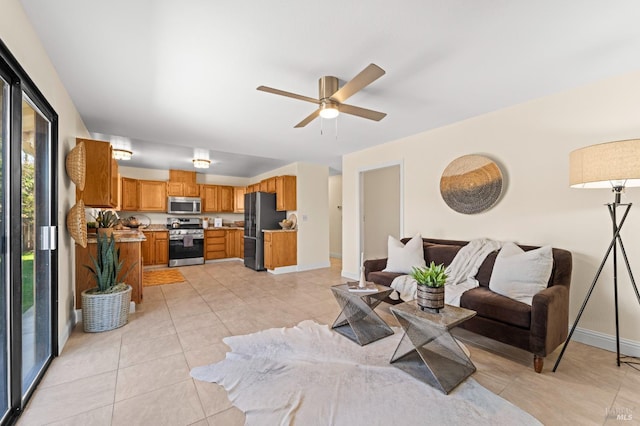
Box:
[489,243,553,305]
[368,271,403,287]
[460,287,532,329]
[425,244,462,267]
[383,234,426,274]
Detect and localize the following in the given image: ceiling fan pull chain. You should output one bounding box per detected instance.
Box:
[320,117,324,135]
[335,116,339,140]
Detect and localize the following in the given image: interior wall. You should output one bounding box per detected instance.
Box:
[343,70,640,349]
[362,165,400,260]
[1,0,90,351]
[252,162,330,271]
[328,175,342,258]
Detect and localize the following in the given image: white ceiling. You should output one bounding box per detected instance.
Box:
[19,1,640,177]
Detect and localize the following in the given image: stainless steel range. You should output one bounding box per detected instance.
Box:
[167,217,205,267]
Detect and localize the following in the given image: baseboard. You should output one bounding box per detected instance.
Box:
[58,317,75,355]
[330,252,342,259]
[342,270,359,281]
[296,261,331,272]
[572,326,640,357]
[267,265,298,275]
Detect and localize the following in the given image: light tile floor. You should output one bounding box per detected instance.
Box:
[17,259,640,425]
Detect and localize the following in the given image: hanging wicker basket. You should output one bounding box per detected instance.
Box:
[82,285,132,332]
[66,141,86,191]
[66,200,87,248]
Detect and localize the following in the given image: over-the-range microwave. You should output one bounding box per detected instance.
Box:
[167,196,201,214]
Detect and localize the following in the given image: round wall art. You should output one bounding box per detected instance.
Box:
[439,154,503,214]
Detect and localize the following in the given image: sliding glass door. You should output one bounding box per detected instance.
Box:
[0,40,58,425]
[20,97,53,397]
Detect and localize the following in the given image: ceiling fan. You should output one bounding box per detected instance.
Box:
[257,63,387,128]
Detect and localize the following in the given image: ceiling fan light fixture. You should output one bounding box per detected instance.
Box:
[112,148,132,160]
[192,158,211,169]
[319,101,339,119]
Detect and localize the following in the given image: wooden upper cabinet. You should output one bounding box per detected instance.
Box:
[234,187,246,213]
[121,177,139,211]
[219,186,234,212]
[202,184,234,212]
[201,185,220,212]
[276,175,297,211]
[169,169,196,183]
[258,178,276,193]
[167,180,200,197]
[167,182,184,196]
[138,180,167,211]
[77,138,118,208]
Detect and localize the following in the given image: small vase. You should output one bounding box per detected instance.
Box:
[416,285,445,313]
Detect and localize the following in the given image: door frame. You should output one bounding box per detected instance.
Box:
[358,160,404,265]
[0,38,58,425]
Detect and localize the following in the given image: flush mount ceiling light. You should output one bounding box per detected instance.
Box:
[192,158,211,169]
[112,148,132,160]
[319,101,339,119]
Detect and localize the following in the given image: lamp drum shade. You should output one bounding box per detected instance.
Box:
[570,139,640,188]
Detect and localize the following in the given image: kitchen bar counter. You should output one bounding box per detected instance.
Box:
[87,230,146,242]
[76,232,144,308]
[263,229,297,233]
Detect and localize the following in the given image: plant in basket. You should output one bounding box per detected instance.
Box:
[411,261,448,312]
[81,232,136,332]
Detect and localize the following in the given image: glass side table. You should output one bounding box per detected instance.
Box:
[330,283,394,346]
[390,302,476,394]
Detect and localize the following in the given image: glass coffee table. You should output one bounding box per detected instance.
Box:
[389,302,476,394]
[330,283,394,346]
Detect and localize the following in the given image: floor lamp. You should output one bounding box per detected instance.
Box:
[553,139,640,372]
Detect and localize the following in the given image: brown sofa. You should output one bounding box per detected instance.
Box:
[364,237,572,373]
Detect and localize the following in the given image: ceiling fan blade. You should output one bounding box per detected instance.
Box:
[339,103,387,121]
[330,63,385,103]
[257,86,319,104]
[294,109,320,128]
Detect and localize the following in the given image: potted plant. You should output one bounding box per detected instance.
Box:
[411,261,448,312]
[94,210,118,236]
[81,232,136,332]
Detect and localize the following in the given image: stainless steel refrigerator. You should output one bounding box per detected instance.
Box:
[244,192,286,270]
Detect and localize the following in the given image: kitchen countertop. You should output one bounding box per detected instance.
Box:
[263,229,297,233]
[87,230,146,243]
[205,226,244,230]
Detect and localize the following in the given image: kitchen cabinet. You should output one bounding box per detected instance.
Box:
[141,231,169,266]
[246,183,260,194]
[167,182,200,197]
[264,230,297,270]
[77,138,119,208]
[205,229,226,259]
[169,169,196,183]
[276,175,297,211]
[225,229,244,258]
[75,235,143,308]
[233,186,246,213]
[202,184,234,213]
[201,185,219,212]
[219,186,234,212]
[121,177,139,211]
[138,180,167,212]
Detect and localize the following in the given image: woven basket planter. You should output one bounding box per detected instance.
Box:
[416,285,445,313]
[65,141,86,191]
[82,285,132,332]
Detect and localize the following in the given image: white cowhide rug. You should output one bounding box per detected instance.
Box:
[190,320,541,426]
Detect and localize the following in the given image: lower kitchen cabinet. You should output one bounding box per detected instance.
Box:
[225,229,244,259]
[206,229,226,260]
[142,231,169,266]
[264,230,297,270]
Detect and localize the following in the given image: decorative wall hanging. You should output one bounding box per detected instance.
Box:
[440,154,503,214]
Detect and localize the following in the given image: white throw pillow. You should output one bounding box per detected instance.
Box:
[383,234,426,274]
[489,243,553,305]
